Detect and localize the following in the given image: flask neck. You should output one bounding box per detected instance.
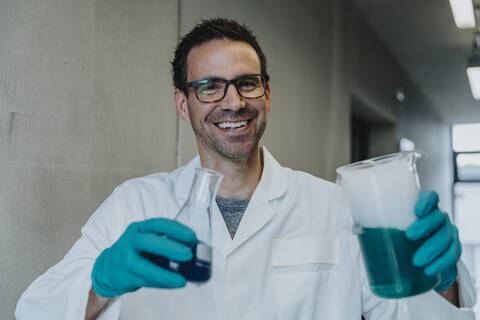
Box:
[185,169,222,209]
[174,168,223,239]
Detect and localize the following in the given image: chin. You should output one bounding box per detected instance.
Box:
[215,143,258,160]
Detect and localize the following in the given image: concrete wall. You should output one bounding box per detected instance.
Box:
[1,0,178,317]
[0,0,453,318]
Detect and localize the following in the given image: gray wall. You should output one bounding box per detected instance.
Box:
[1,0,178,317]
[0,0,453,317]
[344,6,453,212]
[397,85,453,213]
[178,0,336,178]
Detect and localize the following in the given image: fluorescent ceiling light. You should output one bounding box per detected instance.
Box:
[467,33,480,100]
[467,66,480,99]
[449,0,476,28]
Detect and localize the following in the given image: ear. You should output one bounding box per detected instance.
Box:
[264,82,271,113]
[174,89,190,121]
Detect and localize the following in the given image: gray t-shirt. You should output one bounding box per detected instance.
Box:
[216,196,250,238]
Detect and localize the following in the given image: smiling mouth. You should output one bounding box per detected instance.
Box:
[214,120,251,130]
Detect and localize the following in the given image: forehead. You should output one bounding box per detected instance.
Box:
[186,39,261,81]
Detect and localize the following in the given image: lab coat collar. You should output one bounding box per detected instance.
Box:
[171,155,201,203]
[255,146,288,201]
[230,147,287,253]
[171,146,286,202]
[170,146,287,257]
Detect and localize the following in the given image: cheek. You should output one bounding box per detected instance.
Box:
[198,105,219,123]
[258,101,270,116]
[189,107,210,127]
[264,96,271,113]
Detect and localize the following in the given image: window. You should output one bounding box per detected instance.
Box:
[453,123,480,182]
[452,123,480,317]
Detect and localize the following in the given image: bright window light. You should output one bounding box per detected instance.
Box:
[449,0,476,29]
[457,153,480,167]
[457,154,480,180]
[452,122,480,152]
[399,138,415,152]
[454,183,480,243]
[467,66,480,100]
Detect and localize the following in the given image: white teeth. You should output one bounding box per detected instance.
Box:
[217,121,248,129]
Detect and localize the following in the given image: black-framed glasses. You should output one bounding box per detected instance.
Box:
[187,74,268,103]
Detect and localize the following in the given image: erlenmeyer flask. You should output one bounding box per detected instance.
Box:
[148,168,223,283]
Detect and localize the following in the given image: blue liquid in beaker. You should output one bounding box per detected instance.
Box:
[358,227,440,298]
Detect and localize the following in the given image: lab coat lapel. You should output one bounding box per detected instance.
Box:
[171,156,200,204]
[171,147,287,257]
[211,200,233,257]
[230,147,287,252]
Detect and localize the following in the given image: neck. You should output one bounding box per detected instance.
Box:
[199,147,263,200]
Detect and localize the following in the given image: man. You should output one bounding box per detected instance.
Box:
[16,18,475,319]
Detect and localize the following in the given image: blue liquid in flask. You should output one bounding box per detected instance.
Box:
[145,167,222,284]
[145,242,211,283]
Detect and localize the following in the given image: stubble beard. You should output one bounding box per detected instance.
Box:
[189,107,267,160]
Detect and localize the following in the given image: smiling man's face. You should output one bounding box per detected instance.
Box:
[175,39,270,160]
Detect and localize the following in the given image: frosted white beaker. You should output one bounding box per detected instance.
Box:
[336,152,440,298]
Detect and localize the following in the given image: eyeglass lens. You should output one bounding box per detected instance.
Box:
[194,75,265,102]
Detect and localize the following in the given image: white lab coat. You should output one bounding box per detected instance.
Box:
[16,147,476,319]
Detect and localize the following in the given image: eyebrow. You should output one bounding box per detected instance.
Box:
[196,74,260,82]
[197,77,224,83]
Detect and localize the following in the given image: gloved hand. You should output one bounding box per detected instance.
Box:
[406,190,462,291]
[91,218,197,298]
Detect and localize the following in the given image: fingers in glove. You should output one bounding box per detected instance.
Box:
[133,232,193,262]
[425,231,462,276]
[128,254,187,288]
[415,190,439,217]
[413,223,453,267]
[406,208,446,241]
[134,218,197,245]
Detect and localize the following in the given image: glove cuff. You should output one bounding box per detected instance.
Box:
[434,265,458,292]
[91,249,120,298]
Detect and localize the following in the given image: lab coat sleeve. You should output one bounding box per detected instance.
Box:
[15,185,131,320]
[355,233,477,319]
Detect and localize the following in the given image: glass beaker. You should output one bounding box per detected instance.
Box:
[147,167,223,283]
[336,152,440,298]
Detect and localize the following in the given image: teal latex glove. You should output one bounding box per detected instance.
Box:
[406,190,462,291]
[91,218,197,298]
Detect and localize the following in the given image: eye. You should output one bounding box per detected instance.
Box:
[237,78,261,91]
[197,82,223,95]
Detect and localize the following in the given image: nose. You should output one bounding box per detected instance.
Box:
[221,83,246,111]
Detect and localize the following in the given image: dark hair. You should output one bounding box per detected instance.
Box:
[171,18,269,94]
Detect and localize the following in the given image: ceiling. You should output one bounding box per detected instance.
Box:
[354,0,480,125]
